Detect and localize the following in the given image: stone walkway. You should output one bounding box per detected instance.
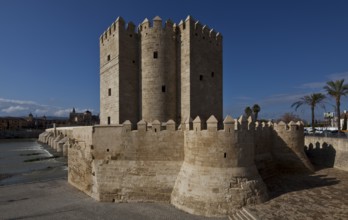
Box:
[247,168,348,220]
[1,168,347,219]
[0,178,226,220]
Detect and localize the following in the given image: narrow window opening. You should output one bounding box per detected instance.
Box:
[107,149,109,152]
[132,60,135,64]
[228,128,231,133]
[211,72,215,77]
[200,75,203,81]
[129,34,133,37]
[107,55,110,61]
[203,36,205,39]
[91,145,94,150]
[112,199,115,202]
[162,85,166,93]
[108,88,111,96]
[154,128,157,132]
[107,117,111,125]
[224,152,227,158]
[153,51,158,59]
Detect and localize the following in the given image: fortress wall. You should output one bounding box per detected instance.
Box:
[171,116,268,217]
[305,136,348,171]
[90,122,184,202]
[178,17,192,123]
[100,18,123,125]
[67,126,94,196]
[186,17,223,123]
[118,20,139,125]
[139,17,177,122]
[254,122,278,179]
[273,121,314,172]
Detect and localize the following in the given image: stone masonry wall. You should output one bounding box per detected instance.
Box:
[171,116,268,217]
[305,136,348,171]
[39,116,312,217]
[90,121,184,202]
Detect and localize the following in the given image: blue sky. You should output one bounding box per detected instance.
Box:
[1,0,348,121]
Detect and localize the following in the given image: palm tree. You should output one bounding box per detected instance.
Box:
[291,93,326,131]
[324,79,348,131]
[244,106,252,117]
[252,104,261,121]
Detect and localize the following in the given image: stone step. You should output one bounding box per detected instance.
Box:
[236,211,248,220]
[241,207,260,220]
[229,208,260,220]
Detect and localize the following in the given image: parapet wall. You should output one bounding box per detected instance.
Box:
[305,136,348,171]
[38,115,313,217]
[171,115,268,217]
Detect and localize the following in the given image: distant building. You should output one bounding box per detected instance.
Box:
[69,108,99,125]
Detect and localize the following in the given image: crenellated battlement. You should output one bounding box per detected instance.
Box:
[98,115,304,137]
[177,15,222,42]
[99,16,138,44]
[138,16,176,33]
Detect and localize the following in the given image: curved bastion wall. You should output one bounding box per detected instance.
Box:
[38,115,313,217]
[171,116,268,216]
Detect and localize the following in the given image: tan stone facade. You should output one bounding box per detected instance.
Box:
[38,117,314,217]
[37,15,316,218]
[99,16,222,125]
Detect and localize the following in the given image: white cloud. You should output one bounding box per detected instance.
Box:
[262,93,306,104]
[298,82,326,89]
[53,109,72,117]
[2,105,29,113]
[0,98,37,105]
[328,71,348,81]
[0,96,95,117]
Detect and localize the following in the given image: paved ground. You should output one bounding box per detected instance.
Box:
[0,178,226,220]
[1,168,348,219]
[247,168,348,220]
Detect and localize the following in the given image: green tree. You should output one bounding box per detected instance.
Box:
[291,93,326,131]
[278,112,302,124]
[252,104,261,121]
[244,106,252,117]
[324,79,348,131]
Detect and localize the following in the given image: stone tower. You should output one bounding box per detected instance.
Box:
[99,16,222,125]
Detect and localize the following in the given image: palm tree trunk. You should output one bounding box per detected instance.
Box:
[337,99,341,131]
[311,106,315,132]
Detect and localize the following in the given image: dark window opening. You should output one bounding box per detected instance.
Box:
[162,85,166,93]
[132,60,135,64]
[107,149,109,152]
[108,88,111,96]
[200,75,203,81]
[195,33,198,36]
[112,199,115,202]
[203,36,205,39]
[107,55,110,61]
[224,152,227,158]
[211,72,215,77]
[91,145,94,150]
[107,117,111,125]
[154,51,158,59]
[154,128,157,132]
[129,34,133,37]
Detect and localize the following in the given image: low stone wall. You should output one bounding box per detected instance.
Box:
[37,117,316,218]
[304,136,348,171]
